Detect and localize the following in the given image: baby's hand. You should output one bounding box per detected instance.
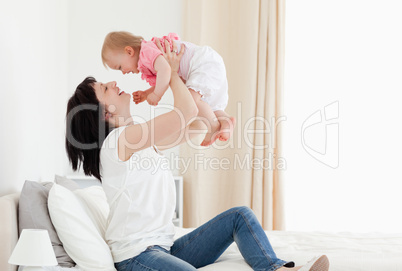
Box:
[132,90,148,104]
[146,92,161,106]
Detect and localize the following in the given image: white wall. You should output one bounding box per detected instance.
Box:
[0,0,183,196]
[0,0,69,196]
[284,0,402,232]
[66,0,183,176]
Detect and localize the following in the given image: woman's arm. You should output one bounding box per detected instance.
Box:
[156,119,207,151]
[118,40,199,161]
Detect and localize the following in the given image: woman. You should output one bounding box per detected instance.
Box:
[65,39,329,271]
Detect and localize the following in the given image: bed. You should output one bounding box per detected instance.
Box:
[1,185,402,271]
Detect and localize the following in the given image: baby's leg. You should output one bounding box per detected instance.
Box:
[189,89,221,146]
[214,110,236,142]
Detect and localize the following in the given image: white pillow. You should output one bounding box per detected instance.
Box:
[74,186,109,238]
[54,174,81,191]
[48,184,116,271]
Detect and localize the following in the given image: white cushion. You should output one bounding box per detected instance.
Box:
[74,186,109,238]
[54,175,81,191]
[48,184,116,271]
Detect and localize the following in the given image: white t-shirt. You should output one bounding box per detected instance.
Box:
[100,126,176,263]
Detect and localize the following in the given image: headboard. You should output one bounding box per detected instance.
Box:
[0,193,19,271]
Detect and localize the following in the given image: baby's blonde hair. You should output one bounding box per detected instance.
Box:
[101,31,144,68]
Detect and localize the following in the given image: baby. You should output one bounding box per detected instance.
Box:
[101,32,235,146]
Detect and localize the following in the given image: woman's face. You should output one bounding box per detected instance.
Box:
[93,81,131,118]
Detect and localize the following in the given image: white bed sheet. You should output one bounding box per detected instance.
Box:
[174,227,402,271]
[13,228,402,271]
[4,187,401,271]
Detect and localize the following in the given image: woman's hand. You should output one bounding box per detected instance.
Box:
[155,38,184,73]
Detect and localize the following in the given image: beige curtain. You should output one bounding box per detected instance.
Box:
[181,0,286,230]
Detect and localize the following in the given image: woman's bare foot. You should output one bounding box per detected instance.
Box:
[278,255,329,271]
[277,267,301,271]
[298,255,329,271]
[216,116,236,141]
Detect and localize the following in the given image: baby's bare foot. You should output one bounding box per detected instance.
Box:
[200,132,219,146]
[216,116,236,142]
[200,122,220,146]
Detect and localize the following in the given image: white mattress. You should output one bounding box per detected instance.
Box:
[174,227,402,271]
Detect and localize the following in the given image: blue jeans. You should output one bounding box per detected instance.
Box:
[115,206,294,271]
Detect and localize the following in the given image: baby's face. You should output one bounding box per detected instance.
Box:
[106,48,139,75]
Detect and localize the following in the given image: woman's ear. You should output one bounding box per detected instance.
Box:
[105,111,117,127]
[105,111,113,121]
[103,104,117,127]
[124,46,135,56]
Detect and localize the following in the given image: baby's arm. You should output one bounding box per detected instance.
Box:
[147,55,171,105]
[133,86,155,104]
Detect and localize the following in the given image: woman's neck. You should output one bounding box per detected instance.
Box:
[113,114,134,127]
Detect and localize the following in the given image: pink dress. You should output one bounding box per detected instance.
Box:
[137,33,179,86]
